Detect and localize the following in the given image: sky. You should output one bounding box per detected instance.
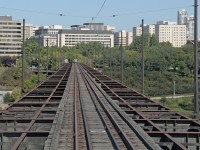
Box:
[0,0,197,32]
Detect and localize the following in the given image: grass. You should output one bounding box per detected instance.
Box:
[0,67,8,76]
[154,97,194,117]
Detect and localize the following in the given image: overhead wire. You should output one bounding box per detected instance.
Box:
[0,5,193,20]
[92,0,107,21]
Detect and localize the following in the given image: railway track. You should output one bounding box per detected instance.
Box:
[81,63,200,150]
[1,62,199,150]
[48,63,159,150]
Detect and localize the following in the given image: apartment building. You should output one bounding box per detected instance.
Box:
[0,16,22,56]
[155,21,187,47]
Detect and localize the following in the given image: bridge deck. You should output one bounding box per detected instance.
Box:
[0,63,199,150]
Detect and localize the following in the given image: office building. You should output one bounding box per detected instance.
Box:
[58,23,115,47]
[0,16,22,56]
[58,30,114,48]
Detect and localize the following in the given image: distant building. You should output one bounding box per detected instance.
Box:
[177,9,194,41]
[114,30,126,47]
[133,26,142,39]
[24,23,33,40]
[0,16,22,56]
[35,25,63,46]
[133,25,155,39]
[155,21,187,47]
[41,35,57,47]
[71,23,115,32]
[126,32,133,46]
[58,23,115,48]
[177,9,188,25]
[58,29,114,47]
[114,30,132,47]
[187,16,194,40]
[144,25,155,36]
[32,25,39,36]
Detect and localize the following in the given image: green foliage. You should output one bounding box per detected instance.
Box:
[12,87,21,101]
[3,92,14,103]
[160,97,167,105]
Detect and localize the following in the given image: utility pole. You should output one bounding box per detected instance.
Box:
[194,0,199,119]
[109,38,112,77]
[103,42,105,74]
[59,46,61,68]
[46,38,49,79]
[141,19,145,94]
[121,31,123,83]
[173,81,176,98]
[21,19,25,96]
[38,31,41,83]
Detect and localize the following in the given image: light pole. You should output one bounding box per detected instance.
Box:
[37,31,41,83]
[120,31,123,83]
[21,19,25,96]
[102,42,105,74]
[46,38,49,79]
[109,38,112,77]
[141,19,145,94]
[194,0,199,119]
[173,81,176,98]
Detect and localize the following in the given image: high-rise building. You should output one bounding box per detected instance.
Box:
[187,16,194,40]
[177,9,194,41]
[155,21,187,47]
[0,16,22,56]
[177,9,188,25]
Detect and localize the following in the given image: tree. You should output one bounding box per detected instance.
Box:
[3,92,14,103]
[160,97,167,105]
[150,34,159,47]
[12,87,21,101]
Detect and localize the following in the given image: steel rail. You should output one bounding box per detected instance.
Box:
[78,64,136,150]
[75,65,93,150]
[81,63,188,150]
[73,64,79,150]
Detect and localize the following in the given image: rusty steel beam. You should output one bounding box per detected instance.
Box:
[0,64,72,150]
